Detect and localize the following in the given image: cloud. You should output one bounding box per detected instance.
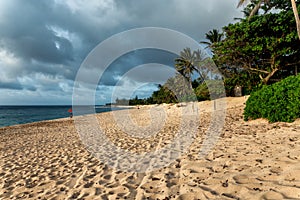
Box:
[0,1,74,64]
[0,0,242,105]
[114,0,242,39]
[0,81,23,90]
[98,49,178,86]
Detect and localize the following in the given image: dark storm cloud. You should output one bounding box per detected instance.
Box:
[0,1,74,64]
[25,85,37,91]
[0,0,241,77]
[98,49,178,86]
[0,79,37,91]
[114,0,242,39]
[0,0,242,104]
[0,81,23,90]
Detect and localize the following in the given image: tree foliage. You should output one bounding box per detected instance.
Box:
[238,0,271,18]
[244,74,300,122]
[213,8,300,85]
[123,48,211,105]
[238,0,300,39]
[200,29,224,49]
[175,48,205,83]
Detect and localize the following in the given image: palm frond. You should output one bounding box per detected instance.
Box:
[200,41,211,45]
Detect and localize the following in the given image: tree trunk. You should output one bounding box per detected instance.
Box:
[249,0,264,18]
[291,0,300,40]
[262,68,279,84]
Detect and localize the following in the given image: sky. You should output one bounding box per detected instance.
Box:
[0,0,243,105]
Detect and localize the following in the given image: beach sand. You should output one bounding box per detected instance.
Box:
[0,97,300,199]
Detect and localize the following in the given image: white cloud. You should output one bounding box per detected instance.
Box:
[0,49,23,82]
[57,0,115,14]
[0,49,19,66]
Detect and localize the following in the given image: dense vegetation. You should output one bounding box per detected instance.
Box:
[115,0,300,123]
[244,75,300,122]
[214,9,300,85]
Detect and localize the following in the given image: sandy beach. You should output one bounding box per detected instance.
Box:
[0,97,300,200]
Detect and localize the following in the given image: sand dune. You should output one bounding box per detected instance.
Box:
[0,97,300,199]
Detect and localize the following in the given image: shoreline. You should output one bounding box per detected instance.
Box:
[1,96,298,133]
[1,95,297,130]
[1,97,300,199]
[0,105,135,129]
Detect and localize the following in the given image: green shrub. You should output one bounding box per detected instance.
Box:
[244,75,300,123]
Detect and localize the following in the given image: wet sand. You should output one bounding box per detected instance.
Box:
[0,97,300,200]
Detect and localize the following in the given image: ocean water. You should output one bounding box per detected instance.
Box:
[0,106,126,127]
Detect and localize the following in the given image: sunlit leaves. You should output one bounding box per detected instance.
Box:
[213,8,300,84]
[244,74,300,122]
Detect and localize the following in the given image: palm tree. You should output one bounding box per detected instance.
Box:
[175,48,203,84]
[238,0,300,40]
[200,29,223,48]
